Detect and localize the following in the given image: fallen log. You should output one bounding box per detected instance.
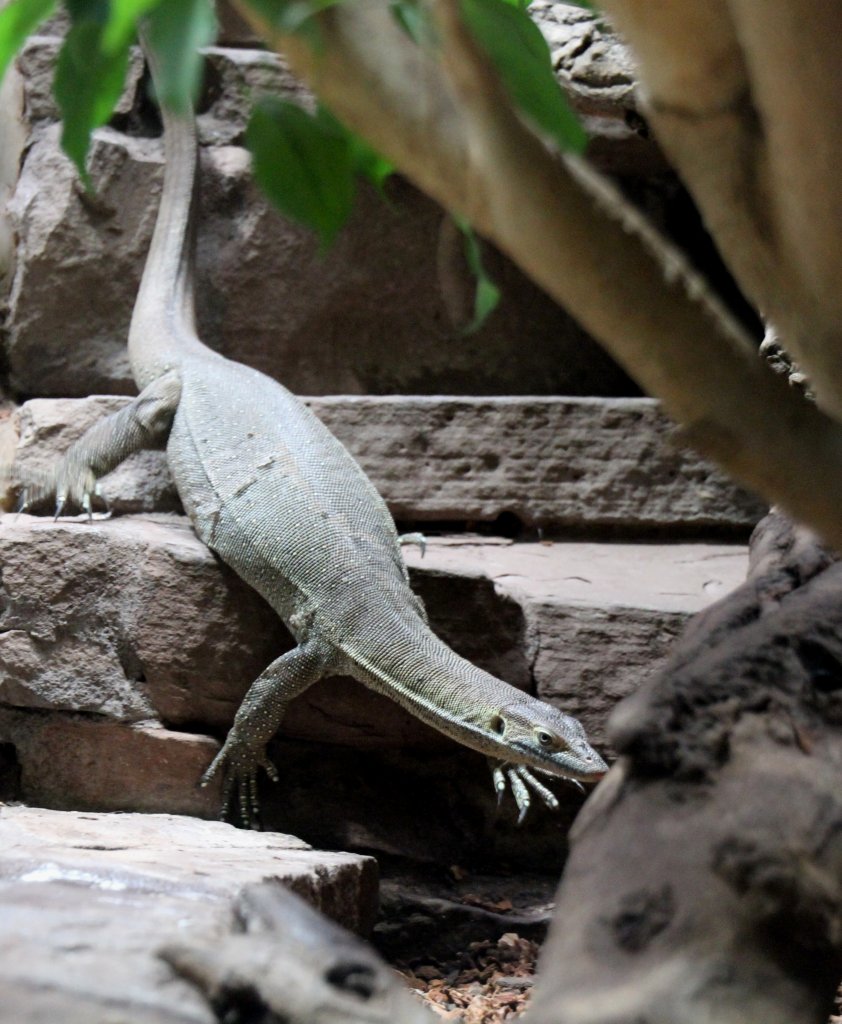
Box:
[159,882,436,1024]
[530,511,842,1024]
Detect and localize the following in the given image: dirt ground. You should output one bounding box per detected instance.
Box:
[398,932,538,1022]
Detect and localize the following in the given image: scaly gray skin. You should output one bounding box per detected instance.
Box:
[22,36,607,826]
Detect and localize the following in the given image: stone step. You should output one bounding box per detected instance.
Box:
[402,535,748,736]
[0,512,747,844]
[3,395,765,531]
[0,805,377,1023]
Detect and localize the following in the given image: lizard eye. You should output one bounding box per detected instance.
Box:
[536,730,554,747]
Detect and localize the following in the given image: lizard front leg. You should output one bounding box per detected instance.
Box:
[491,761,563,825]
[202,638,331,828]
[18,371,181,517]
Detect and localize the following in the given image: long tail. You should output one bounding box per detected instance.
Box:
[129,25,207,388]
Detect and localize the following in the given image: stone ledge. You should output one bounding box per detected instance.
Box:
[0,804,377,1023]
[5,395,766,531]
[0,512,747,754]
[0,513,748,861]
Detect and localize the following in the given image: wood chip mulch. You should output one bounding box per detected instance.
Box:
[397,932,539,1022]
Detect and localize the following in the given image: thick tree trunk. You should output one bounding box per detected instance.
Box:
[529,512,842,1024]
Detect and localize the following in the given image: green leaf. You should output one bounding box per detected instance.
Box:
[316,106,394,189]
[247,97,355,248]
[0,0,57,87]
[390,0,428,43]
[102,0,164,55]
[143,0,216,113]
[54,15,130,182]
[457,218,501,333]
[459,0,587,153]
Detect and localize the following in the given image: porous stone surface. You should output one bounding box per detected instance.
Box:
[3,395,766,531]
[534,1,664,175]
[4,50,632,399]
[0,804,378,1023]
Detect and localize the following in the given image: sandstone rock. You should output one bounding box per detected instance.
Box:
[0,61,25,292]
[4,395,767,530]
[402,538,748,745]
[0,510,746,752]
[533,1,665,175]
[0,805,377,1023]
[16,36,145,129]
[0,709,223,817]
[4,42,635,398]
[0,510,748,861]
[199,45,313,145]
[310,396,766,532]
[0,514,526,747]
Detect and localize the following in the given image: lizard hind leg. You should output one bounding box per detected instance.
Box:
[41,370,182,520]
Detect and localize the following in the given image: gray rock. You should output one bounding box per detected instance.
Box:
[0,804,377,1023]
[0,510,746,764]
[5,124,626,399]
[3,395,767,530]
[4,25,644,399]
[0,510,748,861]
[16,36,145,128]
[532,2,665,175]
[0,708,224,817]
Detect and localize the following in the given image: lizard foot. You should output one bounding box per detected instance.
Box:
[11,462,106,522]
[201,734,279,830]
[490,762,560,825]
[398,532,427,557]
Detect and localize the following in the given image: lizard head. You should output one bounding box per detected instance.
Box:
[487,700,607,782]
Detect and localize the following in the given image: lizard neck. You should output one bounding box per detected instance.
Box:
[347,613,522,755]
[129,32,211,389]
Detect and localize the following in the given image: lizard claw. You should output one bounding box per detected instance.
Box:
[399,532,427,558]
[201,733,278,830]
[489,760,562,823]
[15,487,31,520]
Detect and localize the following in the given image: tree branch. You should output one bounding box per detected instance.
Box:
[597,0,842,422]
[236,0,842,552]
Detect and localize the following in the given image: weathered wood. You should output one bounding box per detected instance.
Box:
[529,512,842,1024]
[161,883,435,1024]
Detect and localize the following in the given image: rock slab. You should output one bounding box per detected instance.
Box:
[4,52,630,399]
[0,509,747,864]
[5,395,766,531]
[0,804,378,1023]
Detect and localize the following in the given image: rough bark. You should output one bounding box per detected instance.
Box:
[528,511,842,1024]
[600,0,842,422]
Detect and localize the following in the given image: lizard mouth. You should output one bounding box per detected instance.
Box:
[506,740,606,781]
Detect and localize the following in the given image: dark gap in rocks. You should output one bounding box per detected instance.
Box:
[795,636,842,694]
[196,56,224,117]
[0,743,22,801]
[617,172,764,341]
[109,64,161,139]
[395,517,756,544]
[111,56,224,139]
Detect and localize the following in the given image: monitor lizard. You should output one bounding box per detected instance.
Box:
[19,30,606,827]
